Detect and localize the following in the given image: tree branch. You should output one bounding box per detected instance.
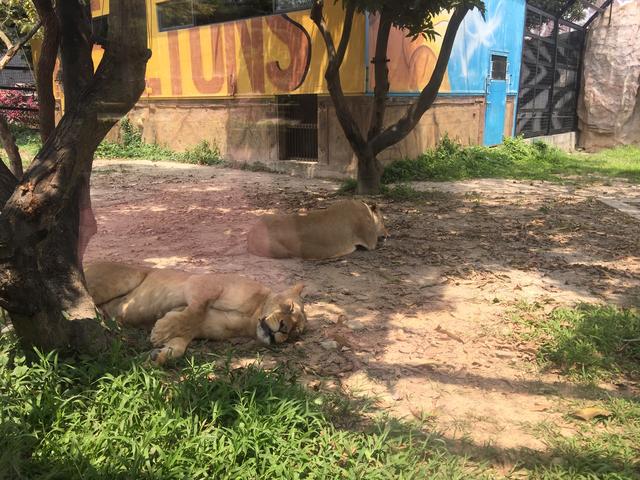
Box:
[367,10,393,141]
[311,0,367,155]
[0,30,12,50]
[32,0,60,143]
[0,20,42,71]
[0,152,18,208]
[371,5,471,154]
[56,0,94,113]
[10,0,151,226]
[0,115,23,179]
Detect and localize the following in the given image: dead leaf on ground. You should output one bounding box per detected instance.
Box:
[435,325,465,343]
[571,407,612,421]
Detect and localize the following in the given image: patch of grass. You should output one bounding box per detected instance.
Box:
[95,118,224,166]
[382,184,425,201]
[0,330,487,479]
[9,125,41,163]
[95,118,177,161]
[338,178,357,194]
[528,397,640,479]
[513,303,640,382]
[382,135,640,184]
[180,140,224,166]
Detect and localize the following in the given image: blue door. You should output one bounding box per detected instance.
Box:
[484,54,508,146]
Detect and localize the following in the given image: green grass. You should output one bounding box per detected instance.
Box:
[338,180,452,202]
[5,126,41,164]
[0,327,487,480]
[528,397,640,479]
[382,136,640,184]
[512,303,640,382]
[95,119,224,166]
[6,121,224,168]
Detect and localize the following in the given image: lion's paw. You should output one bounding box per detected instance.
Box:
[149,346,173,365]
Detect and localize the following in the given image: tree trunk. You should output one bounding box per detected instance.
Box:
[0,116,23,179]
[56,0,97,264]
[356,152,383,195]
[0,0,150,355]
[312,2,472,194]
[32,0,60,143]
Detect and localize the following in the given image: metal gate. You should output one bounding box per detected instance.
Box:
[277,94,318,161]
[515,5,584,138]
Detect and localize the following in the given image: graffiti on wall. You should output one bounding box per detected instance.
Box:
[448,0,525,94]
[367,12,452,93]
[367,0,525,95]
[85,0,525,98]
[90,0,364,98]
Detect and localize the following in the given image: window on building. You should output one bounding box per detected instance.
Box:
[277,95,318,161]
[157,0,312,31]
[491,55,507,80]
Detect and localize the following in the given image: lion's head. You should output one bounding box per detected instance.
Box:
[368,203,389,241]
[257,283,306,345]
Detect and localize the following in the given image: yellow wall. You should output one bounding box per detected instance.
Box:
[91,0,365,99]
[81,1,462,99]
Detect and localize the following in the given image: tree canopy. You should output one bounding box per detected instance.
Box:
[0,0,38,37]
[342,0,484,40]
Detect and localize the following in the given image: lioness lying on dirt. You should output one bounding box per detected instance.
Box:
[84,262,306,365]
[247,199,389,259]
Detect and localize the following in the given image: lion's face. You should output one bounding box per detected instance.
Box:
[369,203,389,240]
[256,283,306,345]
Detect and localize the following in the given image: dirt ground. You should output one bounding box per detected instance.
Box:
[86,159,640,465]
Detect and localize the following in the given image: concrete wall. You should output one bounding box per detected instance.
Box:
[122,94,487,178]
[127,98,278,166]
[317,95,485,176]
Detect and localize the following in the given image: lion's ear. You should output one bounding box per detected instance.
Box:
[280,299,294,313]
[290,283,305,297]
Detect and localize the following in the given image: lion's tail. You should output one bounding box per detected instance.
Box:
[84,262,151,305]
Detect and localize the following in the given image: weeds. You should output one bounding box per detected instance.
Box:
[95,118,224,165]
[180,140,224,166]
[529,396,640,478]
[382,135,640,184]
[512,303,640,382]
[0,332,483,479]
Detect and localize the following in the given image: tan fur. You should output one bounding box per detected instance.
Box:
[84,262,306,364]
[247,199,389,259]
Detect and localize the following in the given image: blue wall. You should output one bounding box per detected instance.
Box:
[447,0,526,95]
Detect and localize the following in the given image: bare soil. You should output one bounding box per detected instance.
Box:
[86,159,640,465]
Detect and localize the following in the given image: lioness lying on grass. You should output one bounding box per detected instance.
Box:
[247,199,389,259]
[84,262,306,365]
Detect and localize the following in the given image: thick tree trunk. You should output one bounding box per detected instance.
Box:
[0,116,23,179]
[32,0,60,143]
[312,2,472,194]
[0,0,150,354]
[56,0,98,263]
[356,152,383,195]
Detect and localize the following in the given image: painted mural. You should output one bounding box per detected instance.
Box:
[367,12,452,93]
[85,0,525,99]
[90,0,364,98]
[366,0,525,95]
[448,0,526,95]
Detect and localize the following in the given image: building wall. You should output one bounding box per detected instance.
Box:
[318,96,485,175]
[87,0,527,177]
[126,94,486,178]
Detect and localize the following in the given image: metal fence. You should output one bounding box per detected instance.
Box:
[515,5,584,138]
[277,94,318,161]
